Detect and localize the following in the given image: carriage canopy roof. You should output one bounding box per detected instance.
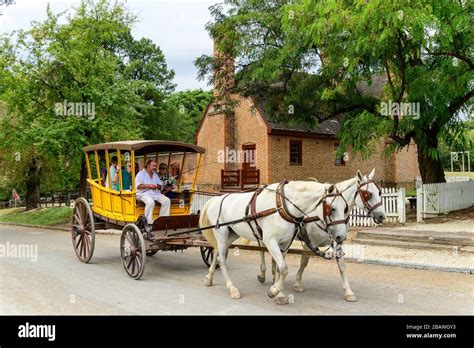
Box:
[83,140,206,154]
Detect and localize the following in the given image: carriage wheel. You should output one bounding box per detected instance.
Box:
[120,224,146,280]
[71,197,95,263]
[146,250,158,257]
[200,246,219,269]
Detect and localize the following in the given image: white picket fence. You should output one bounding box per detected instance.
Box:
[349,187,406,226]
[191,193,215,214]
[191,187,406,226]
[417,181,474,222]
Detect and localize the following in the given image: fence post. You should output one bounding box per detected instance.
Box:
[416,184,423,223]
[398,187,406,224]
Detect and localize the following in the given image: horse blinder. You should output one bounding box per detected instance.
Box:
[323,201,333,218]
[360,189,372,202]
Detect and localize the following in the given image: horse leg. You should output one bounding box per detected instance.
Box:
[204,244,219,287]
[337,256,357,302]
[215,227,242,299]
[257,250,266,284]
[271,258,276,283]
[293,253,310,293]
[265,240,289,305]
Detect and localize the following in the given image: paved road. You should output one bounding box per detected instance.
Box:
[1,225,472,315]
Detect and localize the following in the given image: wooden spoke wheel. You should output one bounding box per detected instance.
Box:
[120,224,146,280]
[200,246,219,269]
[71,197,95,263]
[146,250,159,257]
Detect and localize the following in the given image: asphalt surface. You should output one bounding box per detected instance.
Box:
[1,225,472,315]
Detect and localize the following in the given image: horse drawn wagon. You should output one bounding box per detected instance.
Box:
[71,139,385,303]
[70,140,220,279]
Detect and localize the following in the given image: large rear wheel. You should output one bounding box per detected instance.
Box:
[120,224,146,280]
[71,197,95,263]
[200,246,219,269]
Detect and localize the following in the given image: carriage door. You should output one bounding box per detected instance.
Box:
[241,144,258,187]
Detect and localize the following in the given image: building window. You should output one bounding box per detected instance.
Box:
[290,140,302,166]
[334,143,345,166]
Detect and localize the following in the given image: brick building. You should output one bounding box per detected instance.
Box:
[195,45,420,191]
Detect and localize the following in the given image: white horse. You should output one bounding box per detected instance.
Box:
[199,179,357,305]
[262,169,386,302]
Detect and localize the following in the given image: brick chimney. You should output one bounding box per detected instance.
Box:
[213,38,235,98]
[213,38,237,171]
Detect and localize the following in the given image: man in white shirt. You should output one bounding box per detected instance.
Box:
[135,160,171,237]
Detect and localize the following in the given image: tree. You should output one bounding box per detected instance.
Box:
[196,0,473,183]
[161,89,213,143]
[0,0,175,208]
[0,0,14,16]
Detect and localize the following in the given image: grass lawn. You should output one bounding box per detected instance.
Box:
[0,206,72,226]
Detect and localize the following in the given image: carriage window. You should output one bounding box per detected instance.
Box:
[88,153,98,182]
[334,143,345,166]
[290,140,302,166]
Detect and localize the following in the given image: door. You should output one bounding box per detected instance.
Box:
[242,144,256,171]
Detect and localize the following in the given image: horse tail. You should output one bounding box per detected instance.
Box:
[199,198,218,251]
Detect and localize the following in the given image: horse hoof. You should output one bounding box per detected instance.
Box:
[274,294,288,305]
[293,284,305,293]
[344,294,357,302]
[268,286,278,298]
[204,276,213,287]
[230,289,242,299]
[257,274,265,284]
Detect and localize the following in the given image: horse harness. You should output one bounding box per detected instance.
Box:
[356,179,383,214]
[212,179,382,257]
[214,180,350,253]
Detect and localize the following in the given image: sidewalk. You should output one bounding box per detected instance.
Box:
[347,219,474,273]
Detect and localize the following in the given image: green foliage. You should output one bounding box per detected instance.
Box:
[159,89,213,143]
[0,0,175,196]
[196,0,473,182]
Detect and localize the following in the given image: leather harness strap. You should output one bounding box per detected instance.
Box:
[244,180,326,244]
[275,180,322,224]
[356,179,383,213]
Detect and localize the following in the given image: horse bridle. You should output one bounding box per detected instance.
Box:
[356,179,383,215]
[321,187,350,228]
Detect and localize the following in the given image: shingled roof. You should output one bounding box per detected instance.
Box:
[251,97,343,138]
[249,75,387,138]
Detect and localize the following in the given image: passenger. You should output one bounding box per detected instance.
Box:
[106,156,120,191]
[157,163,178,198]
[135,160,171,237]
[121,162,132,191]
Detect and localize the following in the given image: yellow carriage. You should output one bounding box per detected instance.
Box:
[71,140,215,279]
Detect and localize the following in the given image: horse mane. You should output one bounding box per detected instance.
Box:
[287,180,327,192]
[336,176,358,191]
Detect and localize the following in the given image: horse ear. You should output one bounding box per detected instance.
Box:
[357,170,364,181]
[369,168,375,180]
[327,184,335,193]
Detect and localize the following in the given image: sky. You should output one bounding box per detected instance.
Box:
[0,0,219,91]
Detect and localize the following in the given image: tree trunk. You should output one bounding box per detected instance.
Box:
[25,157,41,210]
[78,155,88,198]
[416,142,446,184]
